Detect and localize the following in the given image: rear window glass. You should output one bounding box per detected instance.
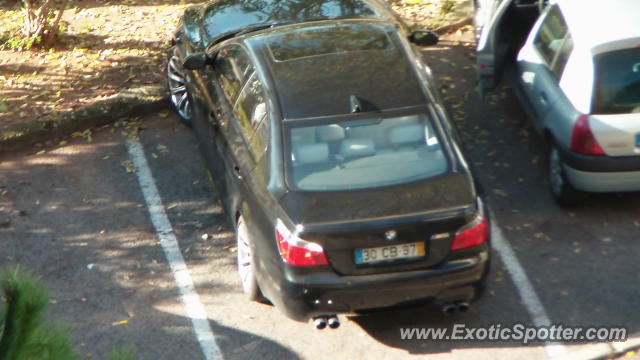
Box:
[268,24,392,62]
[593,48,640,114]
[286,114,448,191]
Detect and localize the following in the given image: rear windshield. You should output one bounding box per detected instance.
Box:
[268,24,392,62]
[592,48,640,114]
[286,114,448,191]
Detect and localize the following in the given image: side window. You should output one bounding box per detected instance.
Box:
[233,72,269,162]
[533,5,573,78]
[215,45,252,105]
[182,7,201,45]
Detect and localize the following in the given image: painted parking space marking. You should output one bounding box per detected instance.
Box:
[126,139,224,360]
[490,211,566,358]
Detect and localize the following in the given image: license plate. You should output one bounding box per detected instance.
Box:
[354,242,425,265]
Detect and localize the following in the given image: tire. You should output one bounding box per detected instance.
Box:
[548,144,584,206]
[236,216,263,302]
[167,45,193,127]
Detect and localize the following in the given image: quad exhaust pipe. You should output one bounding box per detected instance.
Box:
[457,301,470,313]
[442,301,470,315]
[442,304,456,315]
[313,315,340,329]
[327,316,340,329]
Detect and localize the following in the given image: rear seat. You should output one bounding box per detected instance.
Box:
[293,142,329,165]
[389,123,425,148]
[292,117,432,166]
[340,138,376,159]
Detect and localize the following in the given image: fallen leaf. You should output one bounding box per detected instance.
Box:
[492,188,508,197]
[158,110,169,118]
[121,160,135,173]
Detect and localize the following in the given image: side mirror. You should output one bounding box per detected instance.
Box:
[183,52,209,70]
[408,30,439,47]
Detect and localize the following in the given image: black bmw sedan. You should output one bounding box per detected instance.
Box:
[166,0,491,326]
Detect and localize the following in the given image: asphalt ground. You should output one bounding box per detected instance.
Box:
[1,35,640,360]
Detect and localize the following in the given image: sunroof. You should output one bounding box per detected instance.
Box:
[268,24,393,62]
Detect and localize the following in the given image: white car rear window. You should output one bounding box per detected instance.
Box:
[593,48,640,114]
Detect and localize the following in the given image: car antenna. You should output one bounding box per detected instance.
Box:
[350,95,362,113]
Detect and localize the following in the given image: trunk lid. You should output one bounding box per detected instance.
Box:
[590,113,640,156]
[278,172,477,275]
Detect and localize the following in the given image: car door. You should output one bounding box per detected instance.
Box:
[515,3,573,130]
[211,44,274,223]
[475,0,512,97]
[206,44,254,214]
[228,70,275,283]
[475,0,542,97]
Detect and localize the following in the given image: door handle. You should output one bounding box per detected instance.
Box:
[209,111,225,127]
[539,92,548,106]
[208,111,219,127]
[234,165,242,180]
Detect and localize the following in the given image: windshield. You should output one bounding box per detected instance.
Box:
[286,113,448,191]
[202,0,379,45]
[268,24,392,62]
[592,48,640,114]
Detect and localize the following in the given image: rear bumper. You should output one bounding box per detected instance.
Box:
[559,146,640,172]
[269,248,490,322]
[558,147,640,192]
[563,165,640,193]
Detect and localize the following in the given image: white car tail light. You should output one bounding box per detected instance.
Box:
[570,115,605,155]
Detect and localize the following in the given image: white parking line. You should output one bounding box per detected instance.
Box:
[126,139,224,360]
[490,211,566,358]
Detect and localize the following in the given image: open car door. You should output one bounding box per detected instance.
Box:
[475,0,544,97]
[475,0,512,97]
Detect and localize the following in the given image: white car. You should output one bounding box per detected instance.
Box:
[475,0,640,205]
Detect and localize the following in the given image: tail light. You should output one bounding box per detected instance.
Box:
[451,200,489,251]
[570,115,605,155]
[275,219,328,266]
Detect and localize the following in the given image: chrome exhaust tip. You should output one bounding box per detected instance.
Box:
[313,317,327,330]
[457,302,470,313]
[443,304,456,315]
[327,316,340,329]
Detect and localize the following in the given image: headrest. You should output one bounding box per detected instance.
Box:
[389,124,425,145]
[340,138,375,159]
[293,143,329,164]
[291,127,316,143]
[316,124,345,142]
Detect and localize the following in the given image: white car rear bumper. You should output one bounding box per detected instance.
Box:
[564,165,640,193]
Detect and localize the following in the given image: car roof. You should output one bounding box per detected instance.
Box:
[555,0,640,52]
[245,20,427,120]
